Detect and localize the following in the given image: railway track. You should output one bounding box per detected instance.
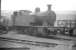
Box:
[0,37,58,48]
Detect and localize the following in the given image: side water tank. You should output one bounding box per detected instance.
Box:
[11,10,34,26]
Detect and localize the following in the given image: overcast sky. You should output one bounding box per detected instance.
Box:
[1,0,76,12]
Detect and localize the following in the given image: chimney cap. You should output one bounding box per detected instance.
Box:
[35,7,40,10]
[47,4,52,7]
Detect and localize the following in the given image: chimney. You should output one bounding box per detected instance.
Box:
[47,4,52,11]
[35,7,40,13]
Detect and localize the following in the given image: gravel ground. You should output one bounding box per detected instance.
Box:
[0,31,75,50]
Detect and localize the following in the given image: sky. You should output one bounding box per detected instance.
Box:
[1,0,76,12]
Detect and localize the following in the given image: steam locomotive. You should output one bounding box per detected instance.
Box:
[10,5,57,36]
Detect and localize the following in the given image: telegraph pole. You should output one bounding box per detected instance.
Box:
[0,0,1,19]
